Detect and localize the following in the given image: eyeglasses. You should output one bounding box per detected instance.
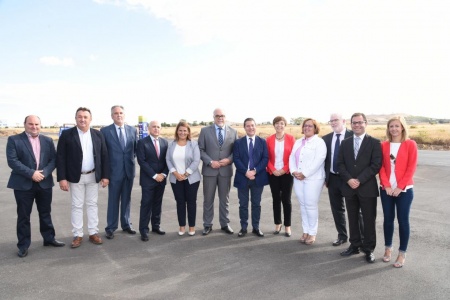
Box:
[351,121,366,125]
[390,154,396,164]
[303,125,314,128]
[328,119,340,124]
[215,115,225,118]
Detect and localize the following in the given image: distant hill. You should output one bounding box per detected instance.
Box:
[366,114,450,124]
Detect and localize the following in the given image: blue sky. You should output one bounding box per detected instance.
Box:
[1,0,449,127]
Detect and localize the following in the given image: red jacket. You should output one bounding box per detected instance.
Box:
[266,133,295,175]
[379,139,418,190]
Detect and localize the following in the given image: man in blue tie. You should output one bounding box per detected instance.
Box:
[101,105,138,239]
[233,118,269,237]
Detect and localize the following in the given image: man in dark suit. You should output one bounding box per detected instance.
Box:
[101,105,137,239]
[57,107,110,249]
[323,113,364,246]
[337,112,382,263]
[198,108,238,235]
[233,118,269,237]
[7,115,65,257]
[137,120,168,241]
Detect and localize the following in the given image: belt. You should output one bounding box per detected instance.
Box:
[330,172,340,176]
[81,169,95,175]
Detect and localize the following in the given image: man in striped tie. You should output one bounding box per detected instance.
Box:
[337,112,381,263]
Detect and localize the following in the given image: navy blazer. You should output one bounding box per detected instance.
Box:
[100,124,137,181]
[337,134,382,198]
[233,136,269,189]
[136,136,169,187]
[56,127,110,183]
[323,129,353,184]
[7,132,56,190]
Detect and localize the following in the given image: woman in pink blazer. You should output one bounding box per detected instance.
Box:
[266,116,295,237]
[379,116,418,268]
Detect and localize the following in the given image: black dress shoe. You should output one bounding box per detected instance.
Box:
[340,246,360,256]
[202,226,212,235]
[141,234,149,242]
[152,228,165,235]
[221,226,234,234]
[238,229,247,237]
[43,239,66,247]
[365,251,375,263]
[252,229,264,237]
[18,248,28,258]
[123,227,136,234]
[332,238,347,246]
[105,231,114,239]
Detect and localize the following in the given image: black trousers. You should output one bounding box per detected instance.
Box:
[171,180,200,227]
[268,173,293,226]
[14,183,55,250]
[139,184,165,235]
[345,194,376,252]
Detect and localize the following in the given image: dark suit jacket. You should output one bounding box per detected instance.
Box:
[7,132,56,190]
[136,136,169,187]
[323,129,352,185]
[56,127,110,183]
[233,136,269,189]
[100,124,137,181]
[337,134,382,198]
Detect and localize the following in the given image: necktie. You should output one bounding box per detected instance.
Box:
[154,138,159,158]
[119,127,125,150]
[218,127,223,146]
[332,133,341,173]
[248,138,254,170]
[354,136,361,159]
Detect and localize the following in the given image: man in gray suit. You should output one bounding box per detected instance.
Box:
[101,105,137,240]
[198,108,238,235]
[7,115,65,258]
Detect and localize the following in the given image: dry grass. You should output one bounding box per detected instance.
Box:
[2,123,449,150]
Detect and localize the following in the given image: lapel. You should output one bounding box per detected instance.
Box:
[72,127,82,151]
[38,135,46,167]
[210,125,220,147]
[110,124,121,147]
[20,132,36,161]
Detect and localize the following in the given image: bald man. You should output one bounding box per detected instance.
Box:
[7,115,65,258]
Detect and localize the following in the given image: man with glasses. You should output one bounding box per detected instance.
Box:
[198,108,238,235]
[337,112,381,263]
[323,113,364,246]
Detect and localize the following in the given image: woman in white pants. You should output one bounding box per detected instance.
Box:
[289,118,326,245]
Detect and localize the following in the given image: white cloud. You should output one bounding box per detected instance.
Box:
[39,56,75,67]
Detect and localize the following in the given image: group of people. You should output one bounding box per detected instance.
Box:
[6,107,417,269]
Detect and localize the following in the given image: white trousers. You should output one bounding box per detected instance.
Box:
[293,178,324,236]
[69,173,99,237]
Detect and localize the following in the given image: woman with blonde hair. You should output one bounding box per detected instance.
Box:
[166,121,201,236]
[379,116,417,268]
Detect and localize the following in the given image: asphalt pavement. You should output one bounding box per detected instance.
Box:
[0,137,449,299]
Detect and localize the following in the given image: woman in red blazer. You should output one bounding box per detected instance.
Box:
[266,116,295,237]
[379,116,417,268]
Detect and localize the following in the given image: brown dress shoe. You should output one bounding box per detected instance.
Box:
[71,236,83,248]
[89,234,103,245]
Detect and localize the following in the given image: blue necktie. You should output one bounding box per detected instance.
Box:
[119,127,125,150]
[218,127,223,147]
[354,136,361,159]
[249,138,254,170]
[333,133,341,173]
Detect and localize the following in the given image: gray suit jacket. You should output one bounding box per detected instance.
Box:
[100,124,137,181]
[166,140,201,184]
[7,132,56,190]
[198,124,238,177]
